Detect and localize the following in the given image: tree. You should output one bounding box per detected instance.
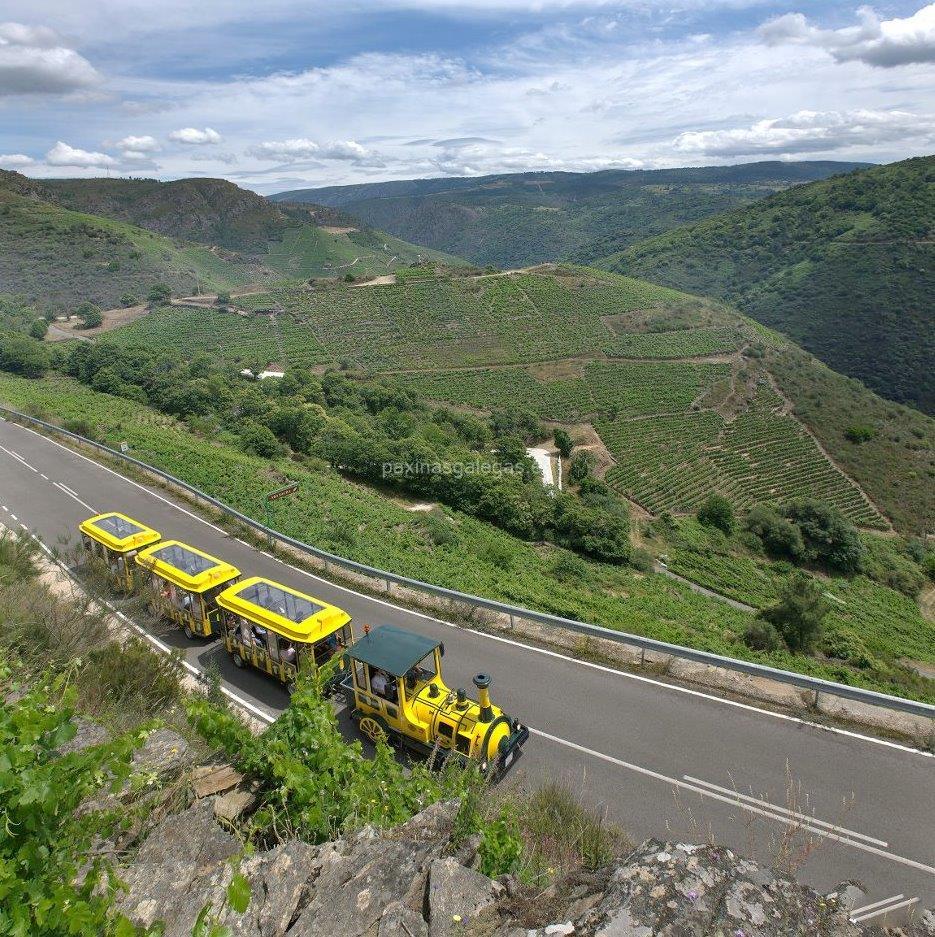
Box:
[216,290,232,306]
[239,421,283,458]
[28,318,48,340]
[760,572,830,653]
[782,499,864,574]
[75,302,103,329]
[697,493,734,535]
[147,284,172,306]
[746,504,803,560]
[568,451,596,485]
[554,428,573,459]
[0,332,49,377]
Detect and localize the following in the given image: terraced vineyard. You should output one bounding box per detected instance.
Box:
[103,305,331,369]
[393,360,728,421]
[99,266,891,529]
[706,385,883,527]
[609,326,743,358]
[598,412,724,512]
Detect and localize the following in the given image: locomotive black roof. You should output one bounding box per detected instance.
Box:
[345,625,440,677]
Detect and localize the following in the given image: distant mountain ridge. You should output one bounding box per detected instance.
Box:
[598,157,935,415]
[270,161,871,268]
[0,172,458,311]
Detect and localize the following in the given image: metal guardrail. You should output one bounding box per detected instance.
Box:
[3,405,934,722]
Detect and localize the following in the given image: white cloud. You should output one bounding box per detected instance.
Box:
[247,137,319,161]
[0,21,101,94]
[45,140,117,168]
[246,137,377,163]
[0,153,34,168]
[116,134,159,152]
[168,126,222,145]
[759,4,935,68]
[673,109,934,157]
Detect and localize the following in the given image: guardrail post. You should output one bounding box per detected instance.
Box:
[385,578,391,594]
[640,648,646,668]
[509,613,515,631]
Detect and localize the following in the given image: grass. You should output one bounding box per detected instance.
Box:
[1,371,932,703]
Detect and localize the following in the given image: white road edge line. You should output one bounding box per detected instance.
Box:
[683,775,889,848]
[530,728,935,879]
[851,896,919,924]
[27,534,277,726]
[53,482,98,514]
[7,420,934,761]
[849,893,904,916]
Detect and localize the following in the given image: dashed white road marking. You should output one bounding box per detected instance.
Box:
[530,728,935,878]
[849,893,904,917]
[0,445,37,472]
[4,419,933,761]
[53,482,98,514]
[683,775,888,847]
[851,895,919,924]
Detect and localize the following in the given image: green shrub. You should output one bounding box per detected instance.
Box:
[760,573,830,653]
[550,552,589,583]
[697,494,734,534]
[629,547,654,573]
[844,423,876,443]
[782,499,864,574]
[76,639,183,720]
[553,428,573,459]
[746,504,803,560]
[0,674,143,936]
[742,619,783,652]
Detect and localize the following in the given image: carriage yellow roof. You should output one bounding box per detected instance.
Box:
[215,576,351,643]
[79,512,161,553]
[135,540,240,592]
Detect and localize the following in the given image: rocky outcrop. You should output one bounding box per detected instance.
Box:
[115,791,932,937]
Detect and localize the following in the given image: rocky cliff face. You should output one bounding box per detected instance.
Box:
[107,733,934,937]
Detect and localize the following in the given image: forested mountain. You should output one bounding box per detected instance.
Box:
[0,172,458,312]
[597,157,934,415]
[271,161,868,268]
[0,170,255,311]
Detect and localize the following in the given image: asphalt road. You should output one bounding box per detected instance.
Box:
[1,416,933,923]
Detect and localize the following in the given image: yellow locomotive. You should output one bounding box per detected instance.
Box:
[341,624,527,776]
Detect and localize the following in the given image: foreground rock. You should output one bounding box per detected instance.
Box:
[117,799,931,937]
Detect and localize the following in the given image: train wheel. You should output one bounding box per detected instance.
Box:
[183,624,194,640]
[359,715,388,745]
[232,652,245,669]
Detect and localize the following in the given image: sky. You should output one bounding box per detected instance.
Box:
[1,1,933,194]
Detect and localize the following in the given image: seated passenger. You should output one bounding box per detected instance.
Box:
[252,625,268,648]
[370,669,388,698]
[280,640,297,666]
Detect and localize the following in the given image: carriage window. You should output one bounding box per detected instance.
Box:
[437,722,454,739]
[149,543,217,577]
[92,515,145,539]
[236,581,324,624]
[352,660,367,690]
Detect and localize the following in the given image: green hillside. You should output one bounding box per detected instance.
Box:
[271,161,868,268]
[101,265,934,533]
[38,175,459,280]
[0,170,255,312]
[598,157,935,415]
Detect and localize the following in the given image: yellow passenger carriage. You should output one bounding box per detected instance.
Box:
[79,512,161,591]
[342,625,527,776]
[135,540,240,639]
[216,576,353,690]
